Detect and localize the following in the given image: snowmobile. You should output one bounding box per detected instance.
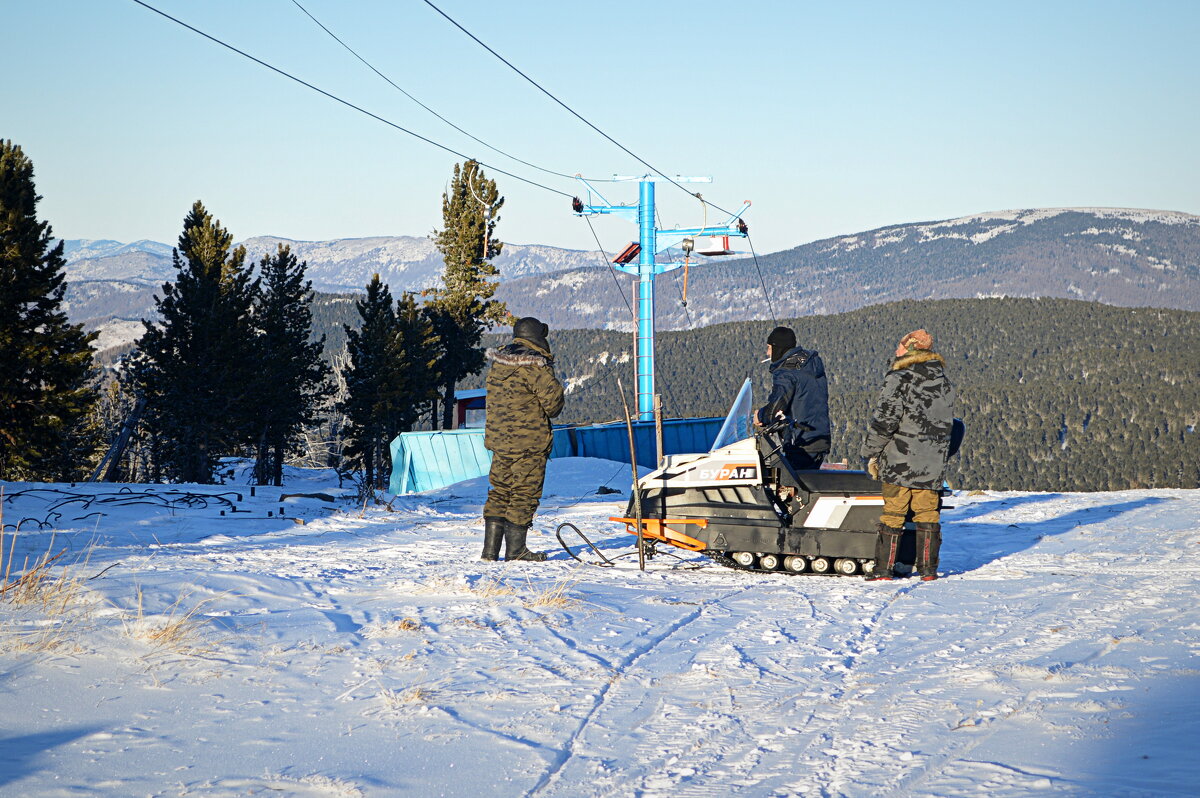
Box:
[611,380,954,576]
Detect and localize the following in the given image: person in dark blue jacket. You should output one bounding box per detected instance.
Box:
[754,326,831,470]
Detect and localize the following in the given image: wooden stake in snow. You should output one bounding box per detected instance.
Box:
[617,379,645,571]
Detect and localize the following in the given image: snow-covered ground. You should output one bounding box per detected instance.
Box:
[2,458,1197,797]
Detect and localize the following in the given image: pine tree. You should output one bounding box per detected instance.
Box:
[428,160,508,429]
[340,276,440,489]
[131,201,259,483]
[250,245,332,486]
[394,290,441,433]
[340,276,397,489]
[0,140,99,481]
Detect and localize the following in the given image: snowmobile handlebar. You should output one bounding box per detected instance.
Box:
[756,416,814,438]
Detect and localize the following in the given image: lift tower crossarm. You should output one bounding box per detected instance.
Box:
[570,174,750,422]
[654,201,751,254]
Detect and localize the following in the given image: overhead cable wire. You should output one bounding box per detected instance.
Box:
[419,0,740,216]
[128,0,572,198]
[582,216,636,325]
[746,234,777,324]
[289,0,580,182]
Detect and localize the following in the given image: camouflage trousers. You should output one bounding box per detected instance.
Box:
[484,449,550,527]
[880,483,940,528]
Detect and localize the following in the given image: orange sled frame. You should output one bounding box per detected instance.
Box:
[609,517,709,552]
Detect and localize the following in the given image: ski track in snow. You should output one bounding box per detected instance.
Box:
[2,463,1199,796]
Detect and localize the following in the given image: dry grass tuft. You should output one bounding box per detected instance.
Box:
[0,620,83,656]
[372,681,437,714]
[524,577,580,610]
[452,617,490,629]
[123,587,221,655]
[371,617,422,635]
[1,524,81,613]
[1,515,95,655]
[470,578,516,599]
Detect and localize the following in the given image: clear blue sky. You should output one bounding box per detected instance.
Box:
[5,0,1198,254]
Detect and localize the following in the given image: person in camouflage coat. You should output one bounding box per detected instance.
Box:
[481,317,565,562]
[860,329,956,581]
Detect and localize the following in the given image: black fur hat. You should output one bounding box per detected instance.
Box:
[513,316,550,351]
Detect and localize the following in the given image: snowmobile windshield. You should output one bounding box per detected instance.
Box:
[710,378,754,452]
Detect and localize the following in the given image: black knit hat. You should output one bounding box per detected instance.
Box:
[513,316,550,351]
[767,326,797,361]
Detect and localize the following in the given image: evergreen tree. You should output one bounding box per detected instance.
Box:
[250,245,332,486]
[427,160,507,429]
[131,201,259,483]
[396,290,441,431]
[340,276,400,490]
[340,276,440,489]
[0,140,99,481]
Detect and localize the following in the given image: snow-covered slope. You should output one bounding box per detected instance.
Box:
[60,238,175,265]
[2,459,1196,796]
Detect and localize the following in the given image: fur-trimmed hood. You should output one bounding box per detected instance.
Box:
[891,350,944,371]
[486,340,553,368]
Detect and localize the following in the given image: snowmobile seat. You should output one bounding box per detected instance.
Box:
[759,441,878,498]
[793,469,881,496]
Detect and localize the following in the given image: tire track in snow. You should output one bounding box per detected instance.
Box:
[525,585,751,797]
[752,524,1194,797]
[878,559,1194,798]
[686,580,929,796]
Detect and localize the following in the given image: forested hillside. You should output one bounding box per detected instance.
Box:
[450,298,1197,493]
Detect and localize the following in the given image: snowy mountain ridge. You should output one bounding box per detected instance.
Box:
[60,237,175,264]
[58,207,1200,357]
[497,207,1200,329]
[58,234,603,294]
[824,207,1200,254]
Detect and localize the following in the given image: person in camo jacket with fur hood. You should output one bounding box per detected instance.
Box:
[480,317,565,563]
[860,329,956,581]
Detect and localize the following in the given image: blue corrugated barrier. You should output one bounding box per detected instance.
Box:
[388,429,493,495]
[390,417,724,494]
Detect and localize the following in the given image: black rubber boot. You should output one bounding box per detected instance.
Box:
[503,520,547,562]
[481,517,505,561]
[915,522,942,580]
[865,523,901,581]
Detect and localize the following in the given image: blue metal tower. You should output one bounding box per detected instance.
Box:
[573,176,750,420]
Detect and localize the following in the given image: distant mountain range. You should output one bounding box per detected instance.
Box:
[61,234,603,311]
[61,235,606,357]
[62,207,1200,359]
[497,207,1200,329]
